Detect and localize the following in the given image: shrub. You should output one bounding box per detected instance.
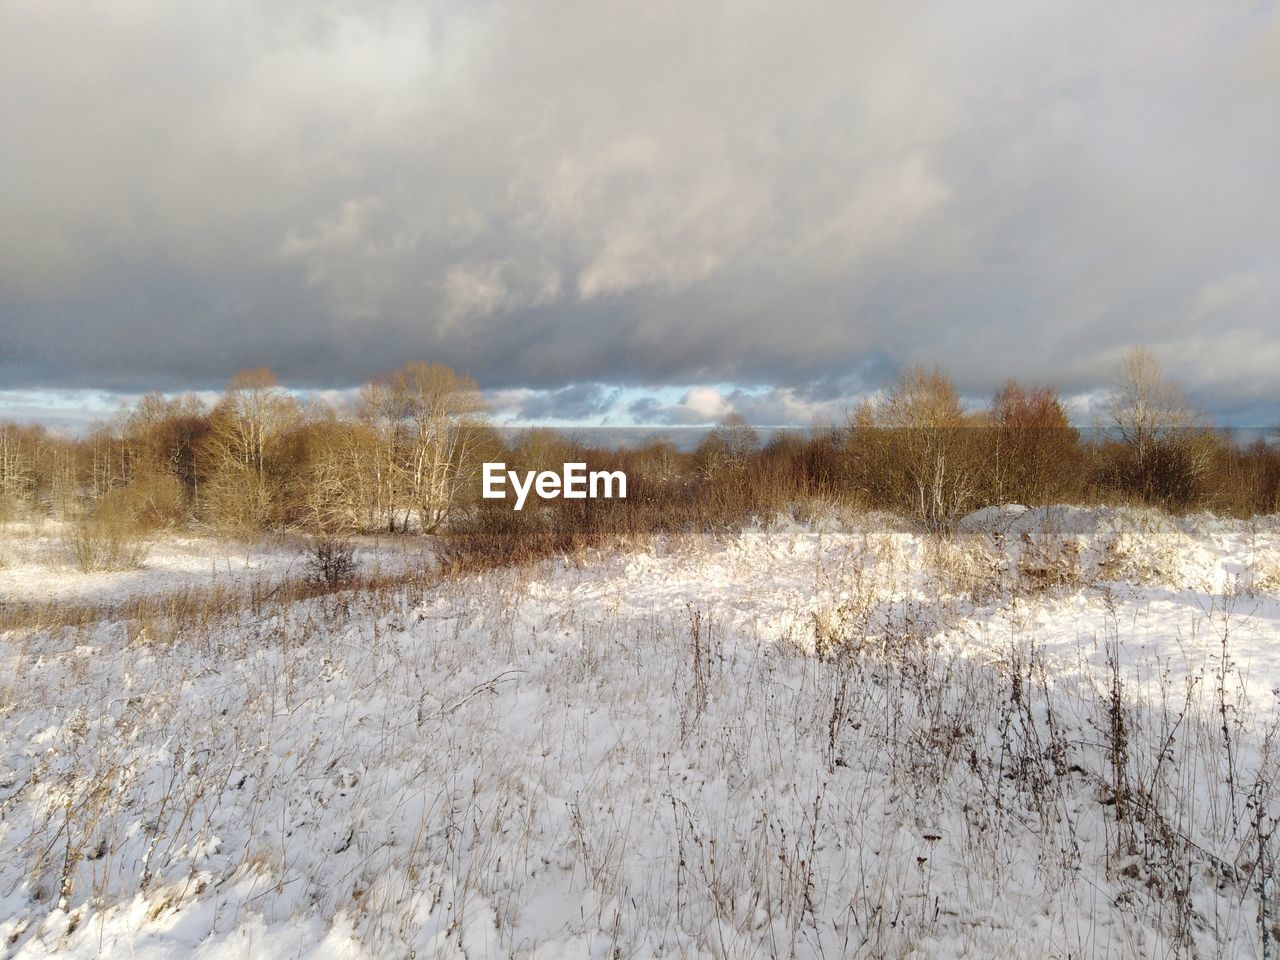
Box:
[438,497,606,573]
[304,537,359,589]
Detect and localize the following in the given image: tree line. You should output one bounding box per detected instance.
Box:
[1,349,1277,544]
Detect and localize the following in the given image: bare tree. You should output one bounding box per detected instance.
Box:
[400,364,488,533]
[211,369,297,480]
[118,392,209,525]
[0,425,36,519]
[695,414,759,479]
[202,368,299,529]
[356,376,410,532]
[359,363,488,533]
[1105,347,1214,508]
[990,380,1082,505]
[849,367,981,533]
[298,408,380,533]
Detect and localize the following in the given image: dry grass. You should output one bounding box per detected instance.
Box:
[1015,528,1083,593]
[0,565,435,639]
[922,534,1004,601]
[65,514,149,573]
[1248,562,1280,597]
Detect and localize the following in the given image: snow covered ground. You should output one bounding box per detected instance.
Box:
[1,507,1278,957]
[0,521,427,606]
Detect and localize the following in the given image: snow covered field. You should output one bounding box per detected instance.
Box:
[1,507,1278,958]
[0,522,427,607]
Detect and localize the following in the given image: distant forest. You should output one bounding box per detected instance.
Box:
[3,349,1278,554]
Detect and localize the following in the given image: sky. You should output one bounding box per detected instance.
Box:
[3,0,1279,430]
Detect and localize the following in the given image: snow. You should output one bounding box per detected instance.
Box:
[1,510,1278,957]
[0,521,427,606]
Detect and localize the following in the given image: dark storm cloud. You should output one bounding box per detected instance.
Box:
[3,0,1279,419]
[512,382,621,421]
[628,382,866,427]
[626,398,665,423]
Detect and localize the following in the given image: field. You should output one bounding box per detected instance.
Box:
[1,506,1278,958]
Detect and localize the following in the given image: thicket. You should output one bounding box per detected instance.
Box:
[2,349,1278,562]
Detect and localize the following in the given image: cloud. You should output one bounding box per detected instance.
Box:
[627,383,857,427]
[505,382,621,421]
[2,0,1278,422]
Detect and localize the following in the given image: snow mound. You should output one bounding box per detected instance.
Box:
[957,505,1255,591]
